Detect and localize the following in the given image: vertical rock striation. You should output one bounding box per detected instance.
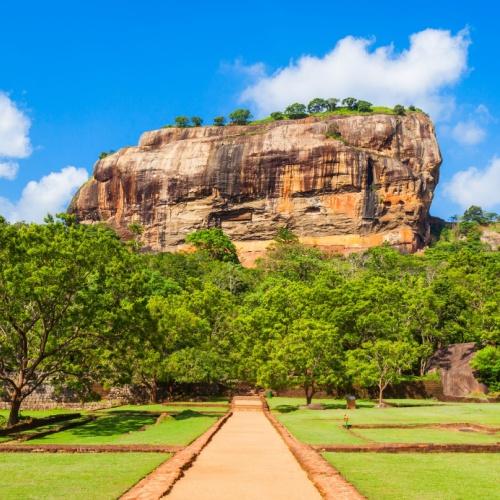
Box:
[69,113,441,264]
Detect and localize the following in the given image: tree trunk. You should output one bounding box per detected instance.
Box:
[7,397,22,428]
[305,386,314,405]
[149,381,158,403]
[378,384,384,406]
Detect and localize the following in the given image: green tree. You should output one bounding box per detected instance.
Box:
[0,215,133,426]
[342,97,358,110]
[270,111,285,120]
[259,319,343,405]
[326,98,340,111]
[357,100,373,112]
[229,109,252,125]
[191,116,203,127]
[462,206,498,224]
[186,228,239,263]
[347,340,419,405]
[213,116,226,126]
[284,103,308,119]
[470,346,500,392]
[174,116,190,128]
[99,150,115,160]
[307,98,328,114]
[393,104,406,116]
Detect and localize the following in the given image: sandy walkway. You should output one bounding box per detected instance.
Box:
[167,397,321,499]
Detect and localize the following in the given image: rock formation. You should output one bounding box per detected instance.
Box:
[69,113,441,264]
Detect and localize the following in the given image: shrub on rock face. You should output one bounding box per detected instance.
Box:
[270,111,285,121]
[99,150,115,159]
[229,108,253,125]
[394,104,406,116]
[175,116,190,128]
[213,116,226,126]
[284,103,308,119]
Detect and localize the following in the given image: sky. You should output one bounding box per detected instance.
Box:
[1,0,499,222]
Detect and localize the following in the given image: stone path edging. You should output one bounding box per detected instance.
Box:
[314,443,500,453]
[0,443,183,453]
[120,411,232,500]
[262,400,364,500]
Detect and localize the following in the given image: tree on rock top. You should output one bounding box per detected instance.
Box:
[229,109,252,125]
[186,228,239,263]
[284,103,308,119]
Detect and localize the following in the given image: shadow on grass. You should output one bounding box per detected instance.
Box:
[275,405,299,413]
[64,413,156,438]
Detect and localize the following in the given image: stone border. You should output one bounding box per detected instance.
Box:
[0,443,182,453]
[120,411,232,500]
[314,443,500,453]
[262,400,364,500]
[0,412,81,435]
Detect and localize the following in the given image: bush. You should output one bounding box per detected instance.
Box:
[326,98,339,111]
[270,111,285,121]
[175,116,190,128]
[408,105,416,111]
[229,108,252,125]
[393,104,406,116]
[357,100,373,113]
[99,150,115,159]
[213,116,226,126]
[471,346,500,391]
[284,103,308,119]
[342,97,358,110]
[191,116,203,127]
[307,98,328,114]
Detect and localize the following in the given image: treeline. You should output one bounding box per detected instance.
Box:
[165,98,420,129]
[0,208,498,426]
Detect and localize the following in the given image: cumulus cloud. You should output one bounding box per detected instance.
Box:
[451,120,486,145]
[444,157,500,209]
[0,161,19,180]
[0,92,32,159]
[0,166,88,222]
[240,28,470,118]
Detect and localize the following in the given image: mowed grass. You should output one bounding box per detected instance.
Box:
[325,452,500,500]
[0,452,169,500]
[27,410,218,445]
[110,403,228,413]
[269,397,500,445]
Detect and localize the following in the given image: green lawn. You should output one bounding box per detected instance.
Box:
[324,452,500,499]
[109,403,228,413]
[27,410,218,445]
[269,397,500,445]
[0,452,168,500]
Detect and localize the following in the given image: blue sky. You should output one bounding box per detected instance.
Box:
[1,0,499,221]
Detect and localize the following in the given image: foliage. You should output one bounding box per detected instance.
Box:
[342,97,358,110]
[229,108,252,125]
[99,150,115,159]
[462,205,498,224]
[326,98,340,111]
[284,103,308,119]
[356,100,373,112]
[185,228,239,263]
[191,116,203,127]
[174,116,190,128]
[213,116,226,126]
[270,111,285,120]
[471,346,500,391]
[307,98,328,114]
[393,104,406,115]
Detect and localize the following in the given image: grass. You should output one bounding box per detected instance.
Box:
[268,397,500,445]
[109,403,228,413]
[27,410,218,446]
[0,452,169,500]
[324,452,500,499]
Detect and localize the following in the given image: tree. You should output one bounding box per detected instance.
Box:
[326,98,340,111]
[0,215,133,426]
[213,116,226,126]
[191,116,203,127]
[259,319,343,405]
[393,104,406,116]
[408,105,416,111]
[229,109,252,125]
[307,98,328,114]
[186,228,239,263]
[347,340,419,405]
[342,97,358,110]
[174,116,190,128]
[470,346,500,392]
[99,150,115,160]
[357,100,373,112]
[270,111,285,120]
[275,226,299,245]
[462,206,498,224]
[284,103,308,119]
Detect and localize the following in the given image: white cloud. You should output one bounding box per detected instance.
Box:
[240,28,470,119]
[0,92,32,159]
[451,120,486,145]
[0,166,88,222]
[444,157,500,209]
[0,161,19,180]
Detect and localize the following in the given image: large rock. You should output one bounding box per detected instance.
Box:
[69,113,441,264]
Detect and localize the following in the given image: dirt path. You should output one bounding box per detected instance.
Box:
[167,397,321,499]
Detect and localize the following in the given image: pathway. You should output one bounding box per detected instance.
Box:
[167,397,321,499]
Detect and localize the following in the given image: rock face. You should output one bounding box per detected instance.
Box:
[69,113,441,264]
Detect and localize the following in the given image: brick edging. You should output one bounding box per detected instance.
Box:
[261,399,364,500]
[0,443,183,453]
[120,411,233,500]
[314,443,500,453]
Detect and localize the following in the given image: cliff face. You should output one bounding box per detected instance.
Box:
[69,113,441,264]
